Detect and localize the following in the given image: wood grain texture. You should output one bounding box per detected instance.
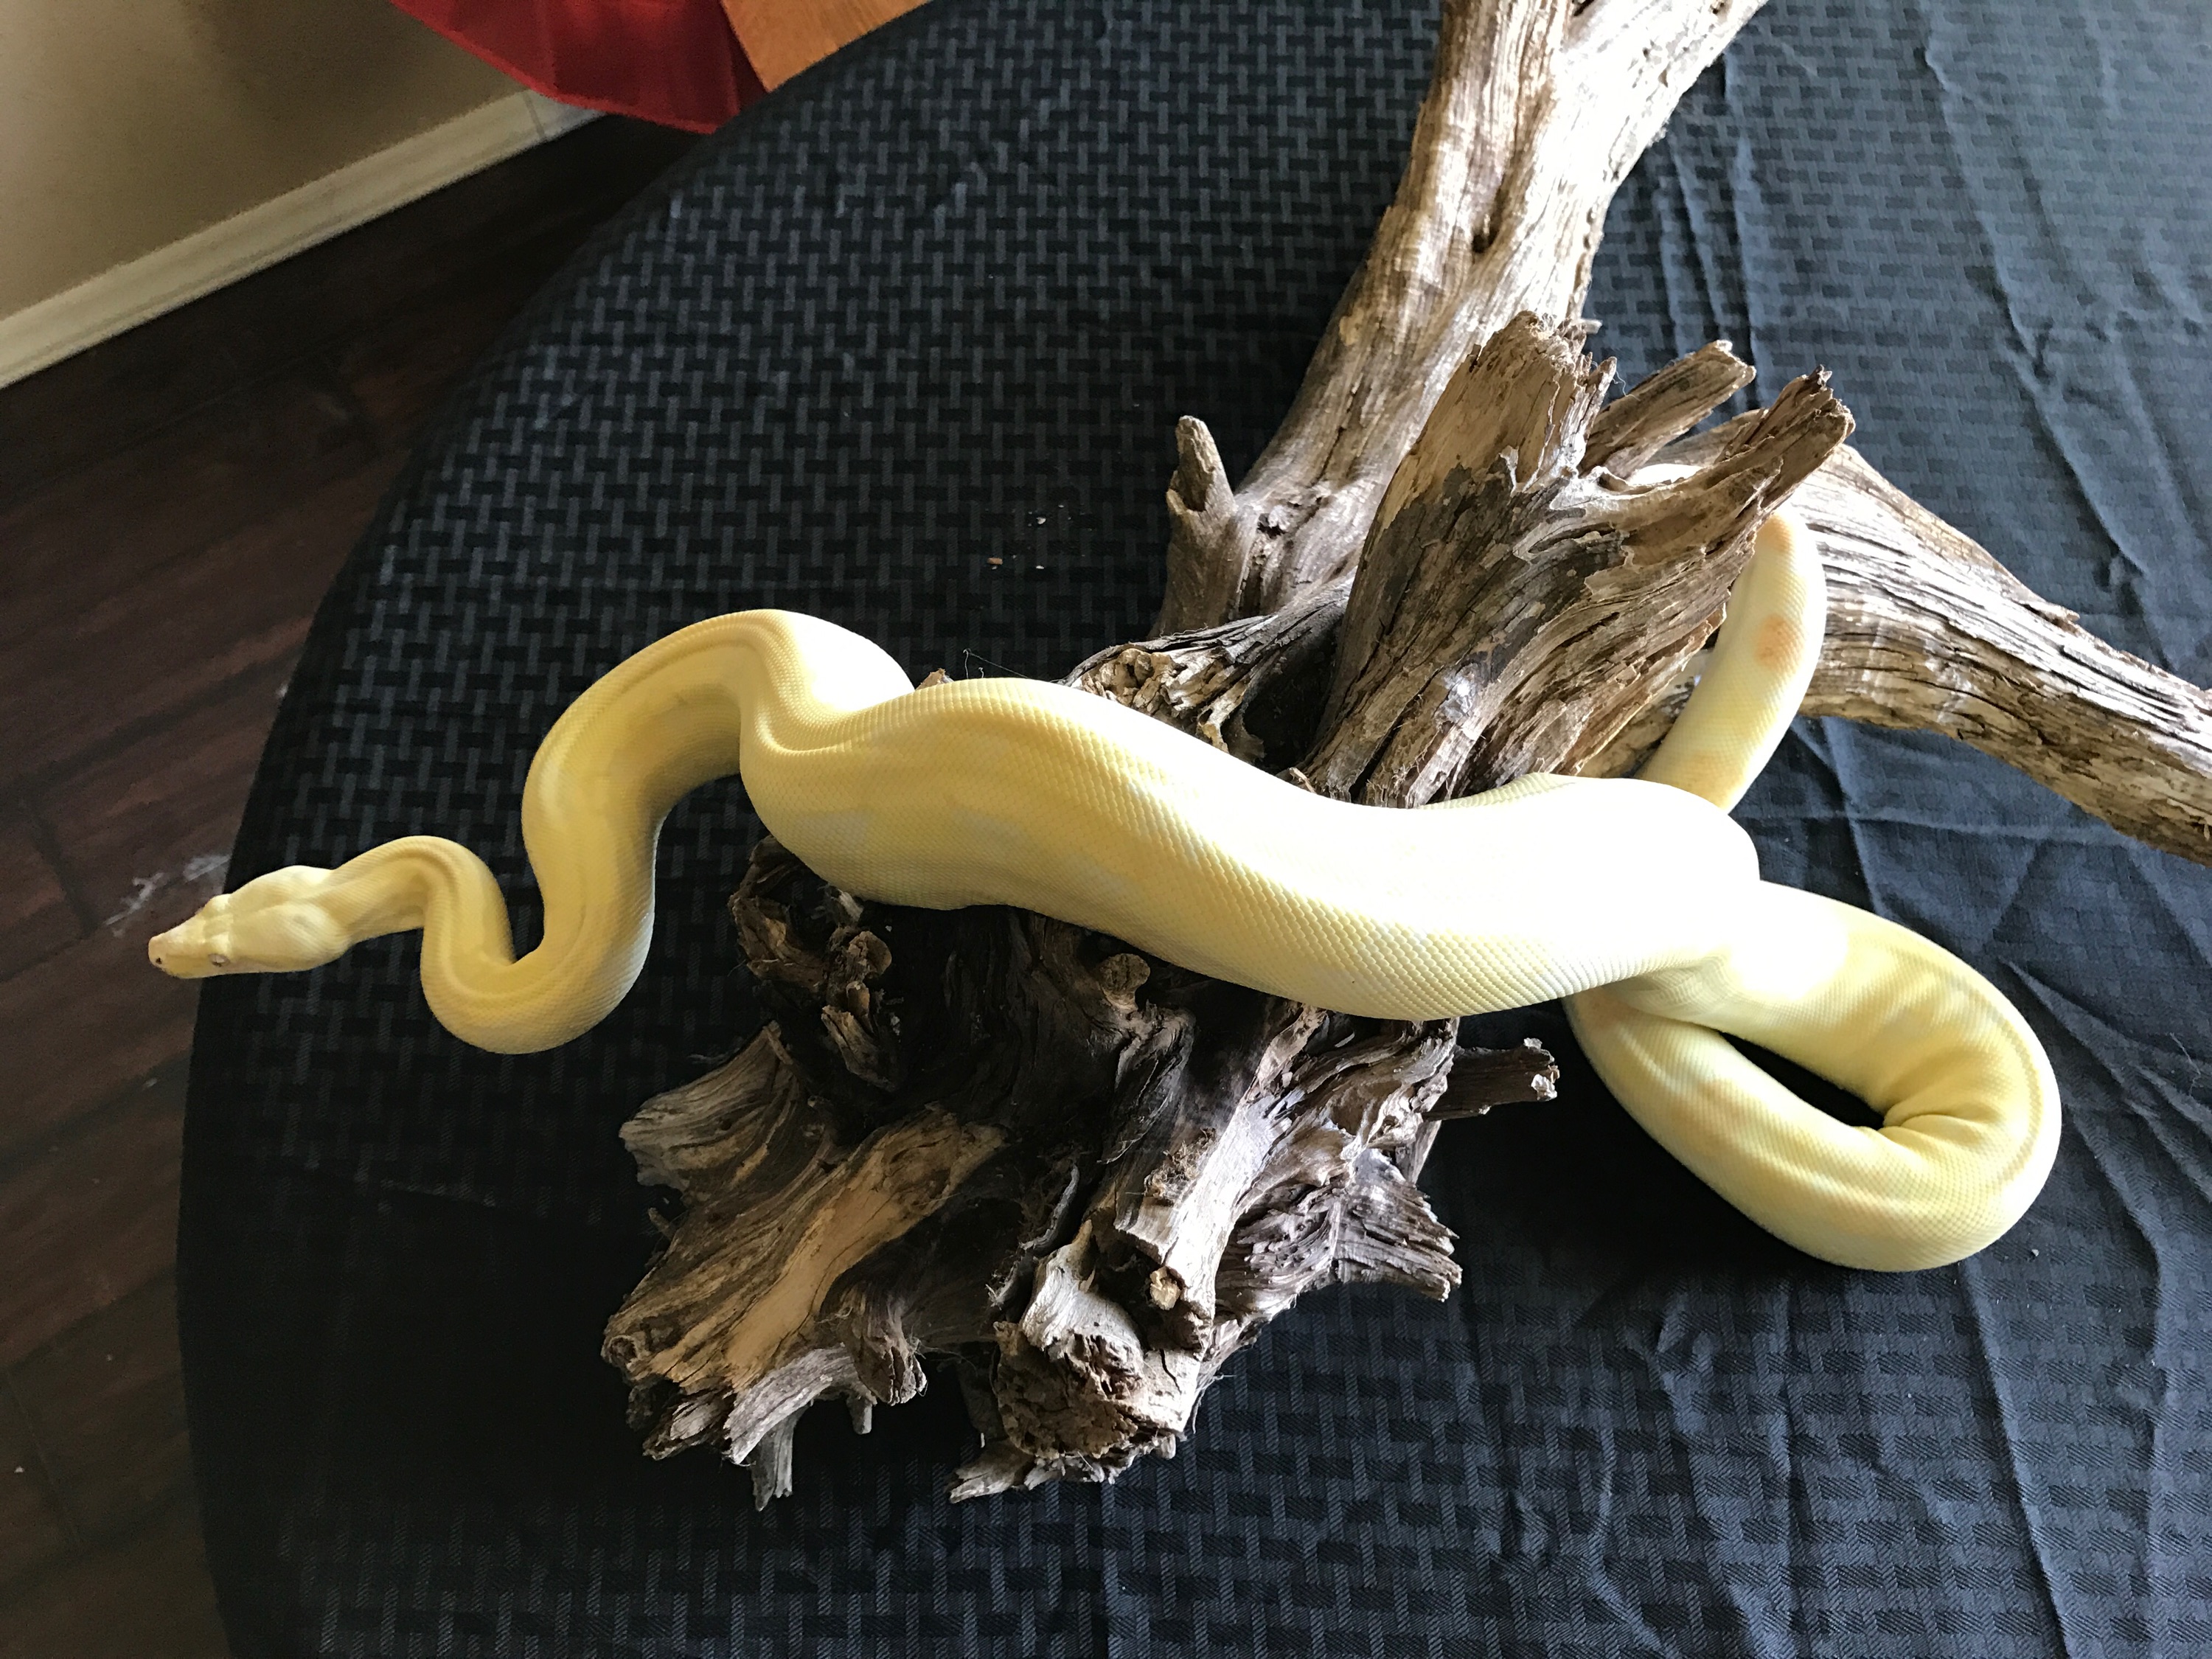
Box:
[0,939,199,1166]
[613,0,1832,1502]
[616,0,2205,1503]
[0,1385,77,1601]
[0,114,696,1646]
[1573,428,2212,864]
[0,389,375,793]
[41,662,295,942]
[0,815,81,981]
[0,1498,229,1659]
[1153,0,1767,631]
[0,1064,187,1370]
[617,840,1558,1500]
[8,1276,192,1541]
[1135,0,2211,869]
[0,119,697,505]
[1799,448,2212,865]
[0,369,372,611]
[1306,324,1848,805]
[0,462,396,801]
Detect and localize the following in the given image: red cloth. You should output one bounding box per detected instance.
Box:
[392,1,765,133]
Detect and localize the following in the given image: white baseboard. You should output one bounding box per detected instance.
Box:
[0,91,599,391]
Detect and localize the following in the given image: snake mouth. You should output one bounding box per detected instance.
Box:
[147,930,225,978]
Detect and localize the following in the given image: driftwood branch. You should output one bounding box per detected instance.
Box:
[1111,348,2212,865]
[1155,0,1768,630]
[1307,320,1848,804]
[608,839,1557,1502]
[1794,449,2212,864]
[1575,428,2212,863]
[604,316,1848,1500]
[608,0,2212,1506]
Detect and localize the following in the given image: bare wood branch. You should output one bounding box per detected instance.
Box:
[1304,320,1851,804]
[1796,449,2212,864]
[1119,389,2212,869]
[1577,428,2212,865]
[613,834,1548,1500]
[1124,361,2212,869]
[1582,339,1756,476]
[1427,1037,1563,1121]
[1155,0,1770,633]
[1069,575,1349,766]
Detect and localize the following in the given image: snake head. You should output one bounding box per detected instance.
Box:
[147,866,348,978]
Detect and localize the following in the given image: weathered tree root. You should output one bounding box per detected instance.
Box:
[1099,338,2212,865]
[605,840,1557,1503]
[608,0,2212,1503]
[604,316,1840,1500]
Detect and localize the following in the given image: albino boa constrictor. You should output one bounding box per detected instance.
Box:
[150,514,2057,1272]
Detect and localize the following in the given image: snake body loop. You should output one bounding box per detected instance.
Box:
[151,515,2058,1270]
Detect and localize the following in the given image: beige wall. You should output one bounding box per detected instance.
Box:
[0,0,518,319]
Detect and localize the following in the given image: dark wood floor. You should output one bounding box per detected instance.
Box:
[0,115,695,1658]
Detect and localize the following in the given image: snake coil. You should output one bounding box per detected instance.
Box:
[151,513,2057,1270]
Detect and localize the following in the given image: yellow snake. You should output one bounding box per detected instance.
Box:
[150,513,2057,1272]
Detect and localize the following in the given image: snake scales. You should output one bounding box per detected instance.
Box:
[150,513,2057,1272]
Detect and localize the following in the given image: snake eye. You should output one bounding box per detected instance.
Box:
[209,953,230,968]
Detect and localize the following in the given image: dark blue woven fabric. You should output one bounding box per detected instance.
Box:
[180,1,2212,1654]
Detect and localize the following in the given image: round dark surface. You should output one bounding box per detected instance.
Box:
[181,1,2212,1654]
